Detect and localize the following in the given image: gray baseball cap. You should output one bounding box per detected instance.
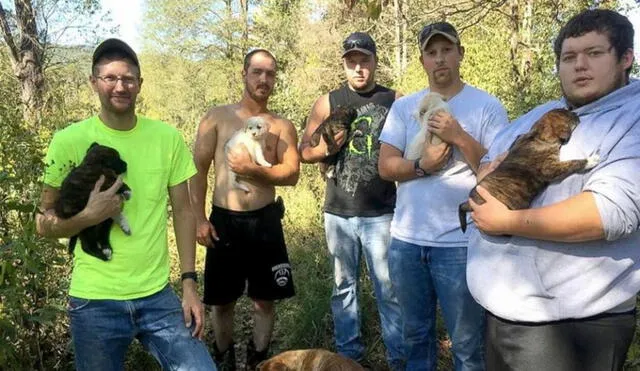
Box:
[418,22,460,50]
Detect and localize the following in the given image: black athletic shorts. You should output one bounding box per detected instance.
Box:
[203,199,295,305]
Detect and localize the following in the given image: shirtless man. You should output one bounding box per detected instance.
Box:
[190,49,300,371]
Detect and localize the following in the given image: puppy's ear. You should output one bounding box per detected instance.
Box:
[531,114,557,143]
[87,142,99,153]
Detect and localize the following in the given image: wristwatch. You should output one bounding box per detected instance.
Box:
[414,158,427,177]
[181,271,198,283]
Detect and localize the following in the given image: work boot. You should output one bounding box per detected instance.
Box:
[245,339,269,371]
[213,341,236,371]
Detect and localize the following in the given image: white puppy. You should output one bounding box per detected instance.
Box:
[405,92,451,161]
[225,116,272,192]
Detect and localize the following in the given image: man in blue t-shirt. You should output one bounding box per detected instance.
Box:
[378,22,509,371]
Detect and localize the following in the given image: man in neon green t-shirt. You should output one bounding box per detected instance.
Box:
[36,38,216,370]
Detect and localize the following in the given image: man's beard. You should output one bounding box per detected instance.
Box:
[248,85,272,102]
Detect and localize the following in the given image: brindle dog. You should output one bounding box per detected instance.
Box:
[458,108,599,232]
[310,106,359,179]
[257,349,364,371]
[55,143,132,261]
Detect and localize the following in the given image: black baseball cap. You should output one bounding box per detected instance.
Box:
[418,22,460,50]
[92,38,140,71]
[342,32,377,57]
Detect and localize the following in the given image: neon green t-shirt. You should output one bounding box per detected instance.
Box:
[44,116,197,300]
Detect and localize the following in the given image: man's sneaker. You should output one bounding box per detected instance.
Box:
[245,339,269,370]
[213,342,236,371]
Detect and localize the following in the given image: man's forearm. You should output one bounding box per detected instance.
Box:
[189,173,209,222]
[247,163,299,186]
[299,141,328,164]
[379,155,421,182]
[453,131,486,173]
[36,210,93,238]
[173,206,197,274]
[505,192,605,242]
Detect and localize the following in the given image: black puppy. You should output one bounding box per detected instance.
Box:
[55,143,132,261]
[310,106,359,179]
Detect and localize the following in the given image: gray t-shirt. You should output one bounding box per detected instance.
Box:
[380,85,509,247]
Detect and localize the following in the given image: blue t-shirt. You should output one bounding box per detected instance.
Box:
[379,84,509,246]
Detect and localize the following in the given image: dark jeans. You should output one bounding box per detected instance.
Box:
[486,310,636,371]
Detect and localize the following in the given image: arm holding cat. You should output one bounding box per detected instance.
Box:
[299,94,346,163]
[472,149,640,243]
[227,118,300,186]
[169,180,205,339]
[470,186,604,242]
[36,176,124,238]
[190,108,219,248]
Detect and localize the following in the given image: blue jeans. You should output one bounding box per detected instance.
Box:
[388,239,485,371]
[324,212,405,370]
[68,285,217,371]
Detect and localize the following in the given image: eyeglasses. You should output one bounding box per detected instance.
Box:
[95,75,140,87]
[559,45,614,64]
[418,22,459,46]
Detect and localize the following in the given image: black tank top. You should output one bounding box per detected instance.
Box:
[325,83,397,217]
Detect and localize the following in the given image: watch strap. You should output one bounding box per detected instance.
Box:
[414,158,426,177]
[181,271,198,283]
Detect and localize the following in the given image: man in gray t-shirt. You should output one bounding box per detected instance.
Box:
[378,22,508,371]
[468,9,639,371]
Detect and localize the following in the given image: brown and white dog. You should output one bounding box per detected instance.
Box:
[458,108,599,232]
[257,349,365,371]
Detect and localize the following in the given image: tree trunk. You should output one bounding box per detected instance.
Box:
[392,0,408,80]
[240,0,249,51]
[0,0,45,127]
[508,0,521,85]
[400,0,407,74]
[394,0,401,80]
[224,0,234,59]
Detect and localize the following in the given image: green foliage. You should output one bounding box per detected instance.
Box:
[2,1,640,369]
[0,73,73,369]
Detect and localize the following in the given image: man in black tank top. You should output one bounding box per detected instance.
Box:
[299,32,405,371]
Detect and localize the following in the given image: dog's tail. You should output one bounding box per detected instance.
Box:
[68,235,78,255]
[458,201,472,233]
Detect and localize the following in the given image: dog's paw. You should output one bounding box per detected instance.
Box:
[326,167,336,179]
[585,153,600,170]
[102,248,112,260]
[122,190,132,200]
